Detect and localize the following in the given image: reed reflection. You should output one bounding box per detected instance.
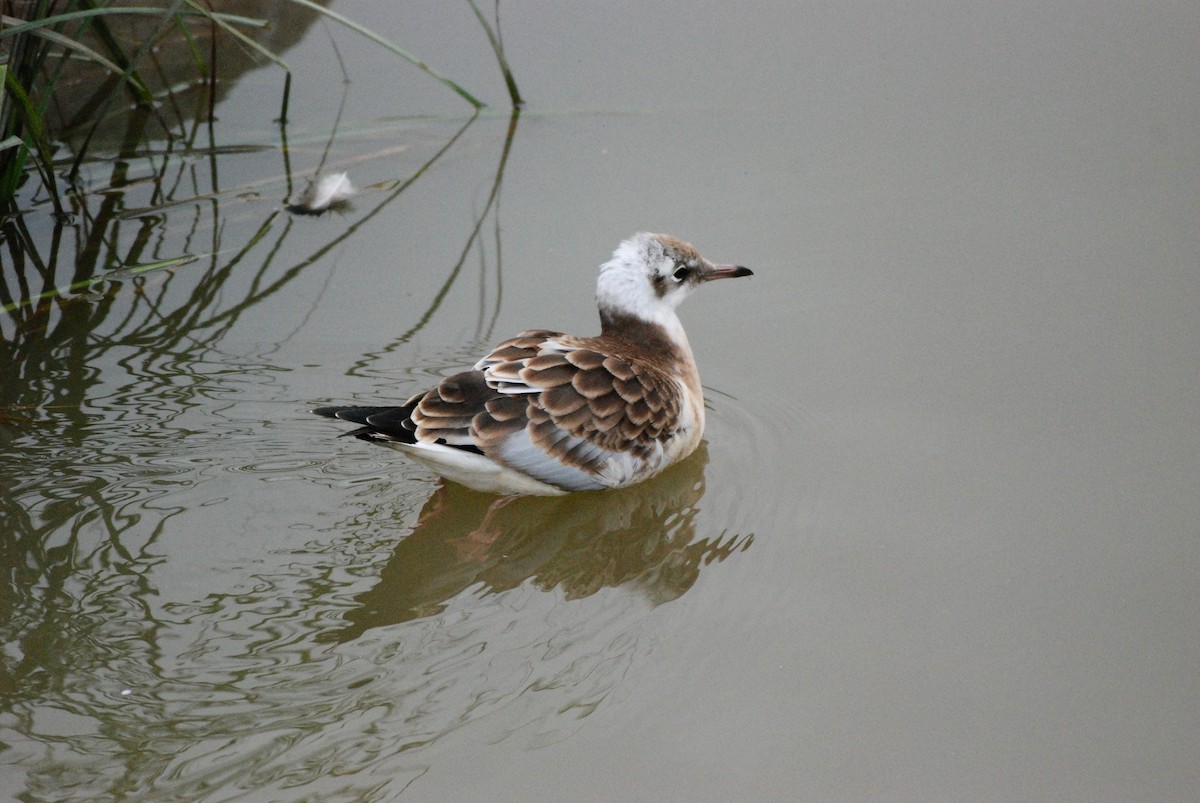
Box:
[0,98,509,709]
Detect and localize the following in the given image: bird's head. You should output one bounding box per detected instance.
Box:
[596,232,752,329]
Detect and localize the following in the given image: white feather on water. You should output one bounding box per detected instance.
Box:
[291,172,355,214]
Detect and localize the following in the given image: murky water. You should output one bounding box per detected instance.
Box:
[3,2,1199,800]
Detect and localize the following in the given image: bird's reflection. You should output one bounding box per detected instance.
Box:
[329,443,751,642]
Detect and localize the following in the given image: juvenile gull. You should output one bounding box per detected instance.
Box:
[313,232,752,496]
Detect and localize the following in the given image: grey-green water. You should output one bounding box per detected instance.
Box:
[3,2,1198,800]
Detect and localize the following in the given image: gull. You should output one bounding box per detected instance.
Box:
[313,232,753,496]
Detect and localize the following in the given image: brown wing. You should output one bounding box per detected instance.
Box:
[329,331,685,491]
[472,332,684,471]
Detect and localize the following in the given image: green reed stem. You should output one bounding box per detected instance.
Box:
[281,0,486,109]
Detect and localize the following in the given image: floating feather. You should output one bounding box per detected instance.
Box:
[289,172,355,215]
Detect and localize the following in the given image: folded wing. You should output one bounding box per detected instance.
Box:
[320,330,686,492]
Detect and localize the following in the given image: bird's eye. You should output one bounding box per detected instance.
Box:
[672,265,690,282]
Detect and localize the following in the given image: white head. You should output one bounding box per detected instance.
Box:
[596,233,752,336]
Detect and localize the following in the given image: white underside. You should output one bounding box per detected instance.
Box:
[382,441,570,496]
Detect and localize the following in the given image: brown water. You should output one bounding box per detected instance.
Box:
[3,2,1198,800]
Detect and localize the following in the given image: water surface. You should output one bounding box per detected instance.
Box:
[3,2,1198,800]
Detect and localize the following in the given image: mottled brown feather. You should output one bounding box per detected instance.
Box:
[488,361,525,382]
[416,413,477,432]
[613,377,645,403]
[471,408,524,443]
[572,367,615,398]
[602,356,637,381]
[588,392,625,420]
[554,404,595,433]
[626,398,652,426]
[564,349,607,371]
[436,380,467,404]
[540,384,588,416]
[484,395,526,421]
[417,396,467,418]
[383,323,690,483]
[520,359,575,388]
[488,345,532,362]
[619,417,647,442]
[525,353,570,371]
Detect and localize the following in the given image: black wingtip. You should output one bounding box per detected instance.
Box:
[311,405,396,426]
[312,406,351,419]
[312,404,421,446]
